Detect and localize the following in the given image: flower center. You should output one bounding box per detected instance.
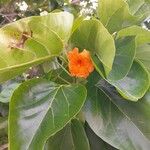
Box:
[77,59,83,65]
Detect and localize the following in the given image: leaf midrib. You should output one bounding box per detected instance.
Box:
[0,55,57,72]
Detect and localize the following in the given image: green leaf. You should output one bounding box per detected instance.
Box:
[97,0,138,33]
[70,119,90,149]
[91,55,106,78]
[97,0,126,25]
[45,119,90,150]
[107,37,136,81]
[71,16,84,34]
[125,0,150,18]
[0,12,74,83]
[117,25,150,46]
[45,68,73,85]
[104,85,150,144]
[136,44,150,72]
[117,26,150,72]
[70,19,116,76]
[84,74,150,150]
[39,12,74,43]
[0,81,20,103]
[135,2,150,18]
[125,0,145,15]
[9,79,86,150]
[85,123,117,150]
[108,61,150,101]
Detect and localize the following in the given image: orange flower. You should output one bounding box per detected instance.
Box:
[67,47,94,78]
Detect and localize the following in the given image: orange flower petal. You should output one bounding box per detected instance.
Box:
[67,48,94,78]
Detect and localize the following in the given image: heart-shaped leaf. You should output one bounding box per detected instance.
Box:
[117,26,150,46]
[136,44,150,72]
[116,25,150,73]
[85,123,117,150]
[97,0,138,33]
[70,19,115,76]
[0,12,74,83]
[108,61,150,101]
[45,119,90,150]
[40,12,74,43]
[9,79,86,150]
[107,37,136,81]
[102,82,150,143]
[84,72,150,149]
[125,0,150,17]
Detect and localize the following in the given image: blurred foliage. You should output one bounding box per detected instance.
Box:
[0,0,99,27]
[0,0,76,26]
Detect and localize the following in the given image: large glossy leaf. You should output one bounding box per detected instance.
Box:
[135,2,150,18]
[108,61,150,101]
[103,84,150,142]
[84,72,150,150]
[125,0,145,15]
[85,123,117,150]
[125,0,150,17]
[97,0,138,33]
[107,37,136,81]
[0,12,74,83]
[71,16,84,34]
[45,119,90,150]
[136,44,150,72]
[91,55,106,78]
[117,26,150,72]
[39,12,74,43]
[70,19,116,75]
[9,79,86,150]
[98,0,126,25]
[117,26,150,46]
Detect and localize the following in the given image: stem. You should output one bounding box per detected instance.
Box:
[57,76,70,84]
[59,56,68,64]
[56,61,71,77]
